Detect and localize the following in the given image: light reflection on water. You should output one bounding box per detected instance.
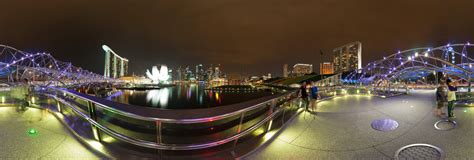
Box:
[146,88,169,107]
[110,83,273,109]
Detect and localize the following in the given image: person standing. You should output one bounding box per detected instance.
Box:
[11,78,30,111]
[299,81,310,112]
[435,80,447,117]
[310,82,319,112]
[446,78,457,119]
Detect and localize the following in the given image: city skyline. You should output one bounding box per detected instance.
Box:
[1,0,474,77]
[1,1,474,159]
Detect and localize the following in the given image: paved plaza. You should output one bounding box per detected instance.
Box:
[0,107,101,159]
[246,90,474,159]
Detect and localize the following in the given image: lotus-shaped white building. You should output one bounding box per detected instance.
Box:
[146,65,170,84]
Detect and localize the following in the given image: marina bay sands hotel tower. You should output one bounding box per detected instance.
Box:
[102,45,129,78]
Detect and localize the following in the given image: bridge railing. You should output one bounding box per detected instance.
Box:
[39,87,302,150]
[33,85,406,152]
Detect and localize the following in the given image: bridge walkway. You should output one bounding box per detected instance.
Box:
[245,90,474,159]
[0,106,102,159]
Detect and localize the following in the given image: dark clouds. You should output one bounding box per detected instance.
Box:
[1,0,474,77]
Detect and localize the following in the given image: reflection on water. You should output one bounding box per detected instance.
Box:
[110,83,273,109]
[146,88,169,107]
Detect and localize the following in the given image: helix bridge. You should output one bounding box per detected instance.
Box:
[343,43,474,88]
[0,44,105,87]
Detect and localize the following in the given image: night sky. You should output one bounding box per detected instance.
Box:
[1,0,474,78]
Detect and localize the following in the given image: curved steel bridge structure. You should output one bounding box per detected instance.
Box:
[345,43,474,86]
[0,44,105,86]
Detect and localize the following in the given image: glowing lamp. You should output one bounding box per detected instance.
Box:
[28,128,38,135]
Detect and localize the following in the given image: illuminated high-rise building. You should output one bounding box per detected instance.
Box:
[283,64,288,77]
[185,66,193,80]
[292,63,313,76]
[333,41,362,73]
[207,64,214,80]
[195,64,205,81]
[213,64,221,79]
[320,62,334,75]
[102,45,129,78]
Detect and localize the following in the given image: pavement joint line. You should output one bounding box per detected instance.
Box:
[39,134,68,159]
[288,112,314,144]
[22,108,72,136]
[365,94,418,126]
[238,105,304,159]
[372,145,392,158]
[366,95,436,155]
[274,93,437,152]
[44,107,112,159]
[250,91,474,159]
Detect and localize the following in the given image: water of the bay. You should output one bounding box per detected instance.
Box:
[108,83,274,109]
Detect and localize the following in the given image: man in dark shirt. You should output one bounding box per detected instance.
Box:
[299,81,310,112]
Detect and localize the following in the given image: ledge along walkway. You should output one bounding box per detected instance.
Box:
[245,90,474,159]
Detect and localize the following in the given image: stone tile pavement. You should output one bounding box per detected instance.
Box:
[245,90,474,159]
[0,107,102,159]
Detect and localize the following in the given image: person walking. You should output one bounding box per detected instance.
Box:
[435,80,447,117]
[446,78,457,119]
[310,81,319,112]
[299,81,310,112]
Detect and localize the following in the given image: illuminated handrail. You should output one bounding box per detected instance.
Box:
[43,88,299,150]
[61,96,288,150]
[48,87,294,123]
[40,86,404,151]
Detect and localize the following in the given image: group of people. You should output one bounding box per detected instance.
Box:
[298,78,459,117]
[435,78,458,119]
[299,81,320,112]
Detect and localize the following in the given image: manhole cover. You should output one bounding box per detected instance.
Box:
[371,119,399,131]
[394,144,445,160]
[434,120,457,131]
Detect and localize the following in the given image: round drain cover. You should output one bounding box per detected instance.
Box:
[434,120,457,131]
[395,144,445,160]
[371,119,399,131]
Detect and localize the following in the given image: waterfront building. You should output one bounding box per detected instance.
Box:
[146,65,170,84]
[283,64,288,77]
[185,66,193,81]
[102,45,129,78]
[207,65,214,81]
[213,64,221,79]
[262,73,272,80]
[292,63,313,76]
[333,41,362,73]
[320,62,334,75]
[195,64,205,81]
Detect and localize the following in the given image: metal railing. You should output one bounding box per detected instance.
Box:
[40,87,300,150]
[36,86,405,151]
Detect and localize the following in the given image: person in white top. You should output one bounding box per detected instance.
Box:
[446,78,458,119]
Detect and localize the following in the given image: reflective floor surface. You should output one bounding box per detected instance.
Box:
[0,107,102,159]
[246,90,474,159]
